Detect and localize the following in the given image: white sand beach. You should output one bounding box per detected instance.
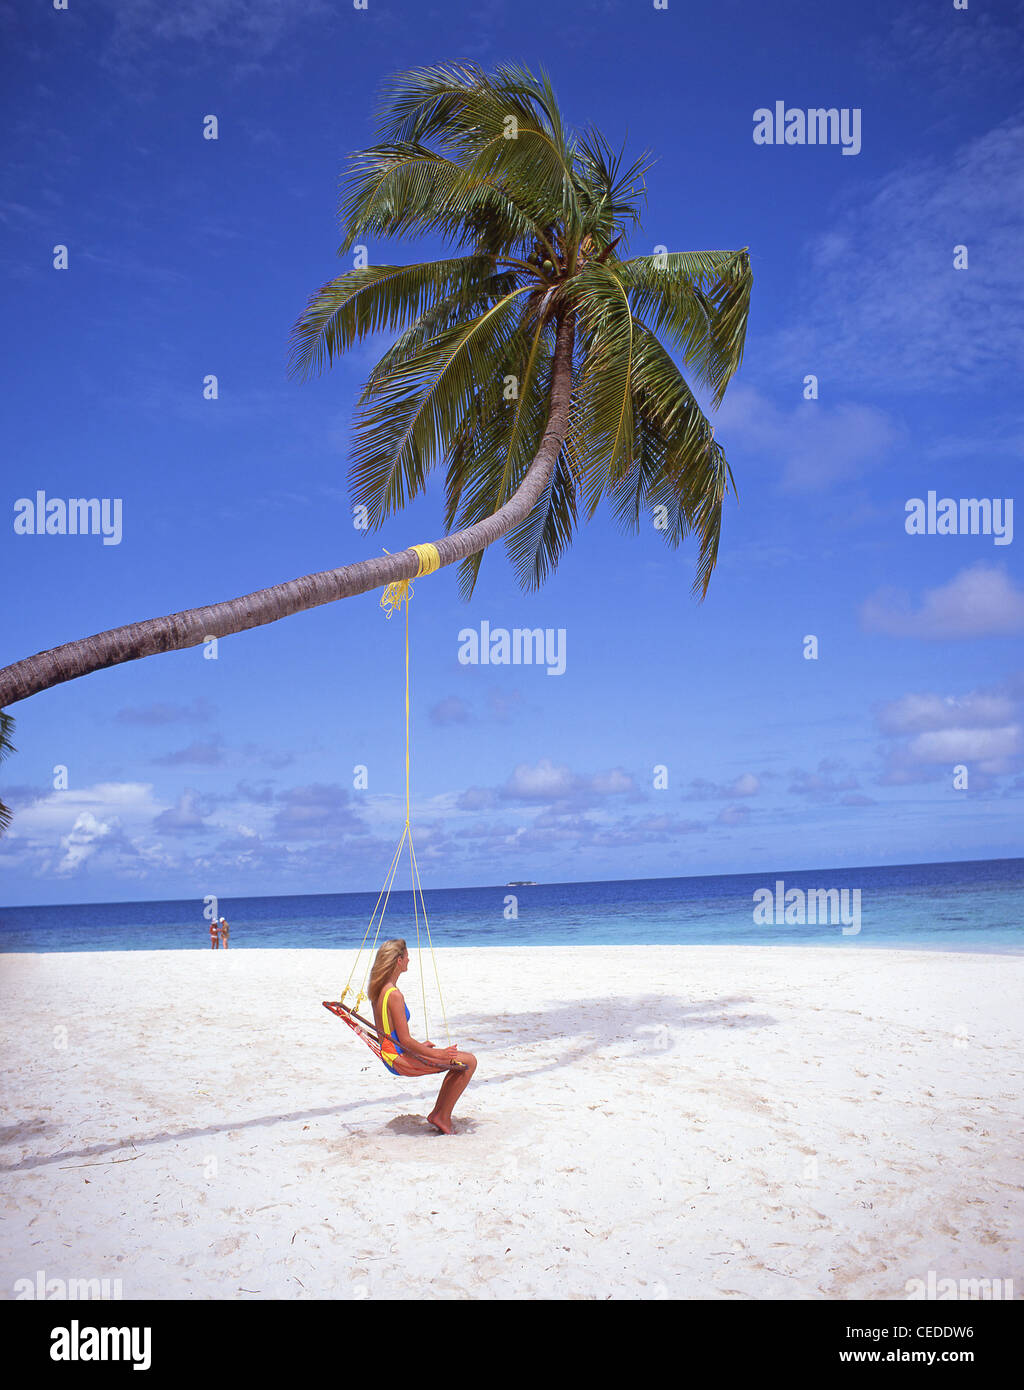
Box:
[1,945,1021,1301]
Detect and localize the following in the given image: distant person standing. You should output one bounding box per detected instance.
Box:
[209,918,220,949]
[219,916,230,949]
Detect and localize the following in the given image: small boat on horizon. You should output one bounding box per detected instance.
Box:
[506,880,537,887]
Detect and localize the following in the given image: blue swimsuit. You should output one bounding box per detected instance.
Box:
[380,987,411,1075]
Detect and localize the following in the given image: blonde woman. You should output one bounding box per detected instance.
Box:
[369,938,477,1134]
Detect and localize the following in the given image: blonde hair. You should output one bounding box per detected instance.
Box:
[369,938,407,1008]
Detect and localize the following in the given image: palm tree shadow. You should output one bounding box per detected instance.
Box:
[448,991,775,1089]
[3,993,773,1172]
[0,1121,60,1147]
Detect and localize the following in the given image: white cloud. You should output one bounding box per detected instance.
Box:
[153,789,210,833]
[859,5,1024,95]
[14,782,162,838]
[504,759,577,801]
[590,768,635,795]
[787,761,862,803]
[429,696,473,726]
[686,772,761,799]
[875,679,1024,787]
[714,383,903,492]
[877,691,1017,735]
[906,727,1021,767]
[762,116,1024,391]
[58,811,115,874]
[8,782,205,880]
[98,0,331,60]
[500,759,638,804]
[861,564,1024,638]
[731,772,760,797]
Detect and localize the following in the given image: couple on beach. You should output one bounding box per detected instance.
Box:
[208,917,229,948]
[368,938,476,1135]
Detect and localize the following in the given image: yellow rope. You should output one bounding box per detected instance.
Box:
[343,829,406,1003]
[409,831,449,1044]
[356,825,408,1009]
[380,543,441,617]
[340,542,451,1047]
[409,827,427,1036]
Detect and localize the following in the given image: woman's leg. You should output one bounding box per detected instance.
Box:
[391,1055,451,1078]
[427,1052,477,1134]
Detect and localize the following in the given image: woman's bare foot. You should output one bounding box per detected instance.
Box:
[426,1110,452,1135]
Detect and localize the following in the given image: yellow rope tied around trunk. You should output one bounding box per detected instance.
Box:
[340,543,450,1047]
[379,543,440,617]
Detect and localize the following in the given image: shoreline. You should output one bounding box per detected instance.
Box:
[2,946,1021,1299]
[3,938,1023,957]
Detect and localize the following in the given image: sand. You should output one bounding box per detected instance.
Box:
[0,945,1021,1300]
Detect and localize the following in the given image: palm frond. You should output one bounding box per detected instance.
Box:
[443,332,554,598]
[363,268,521,385]
[288,256,501,381]
[572,125,653,252]
[562,262,637,514]
[505,445,578,590]
[376,61,557,155]
[614,248,752,407]
[350,288,533,525]
[367,63,583,237]
[0,711,15,837]
[610,320,736,598]
[337,142,543,256]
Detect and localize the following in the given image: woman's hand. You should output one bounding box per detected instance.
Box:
[415,1041,459,1063]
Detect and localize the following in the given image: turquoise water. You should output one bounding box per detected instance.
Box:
[0,858,1021,953]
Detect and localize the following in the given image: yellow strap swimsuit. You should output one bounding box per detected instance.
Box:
[380,986,410,1075]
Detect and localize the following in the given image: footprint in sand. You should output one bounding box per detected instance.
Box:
[210,1236,244,1256]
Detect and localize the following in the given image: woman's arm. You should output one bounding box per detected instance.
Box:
[388,992,441,1063]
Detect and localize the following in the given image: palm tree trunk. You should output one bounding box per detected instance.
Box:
[0,314,576,708]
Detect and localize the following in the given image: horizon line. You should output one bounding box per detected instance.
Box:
[1,853,1020,914]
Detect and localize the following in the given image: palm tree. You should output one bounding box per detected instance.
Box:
[0,713,15,834]
[0,60,751,712]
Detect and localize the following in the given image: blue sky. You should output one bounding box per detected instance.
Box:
[1,0,1022,907]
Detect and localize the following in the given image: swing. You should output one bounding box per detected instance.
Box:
[322,543,466,1074]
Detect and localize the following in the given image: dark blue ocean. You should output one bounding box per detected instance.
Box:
[0,858,1021,954]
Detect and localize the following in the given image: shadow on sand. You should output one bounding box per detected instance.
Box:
[2,991,776,1171]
